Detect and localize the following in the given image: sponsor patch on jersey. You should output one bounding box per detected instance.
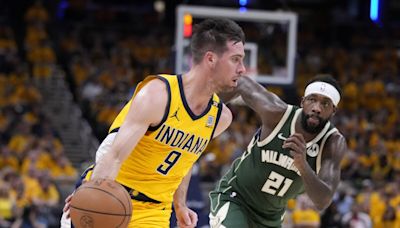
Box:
[306,143,319,157]
[206,115,214,127]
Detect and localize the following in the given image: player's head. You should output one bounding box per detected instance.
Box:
[300,74,342,134]
[191,18,245,64]
[191,18,246,90]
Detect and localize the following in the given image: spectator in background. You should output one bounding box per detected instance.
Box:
[50,155,77,182]
[0,146,19,171]
[32,172,60,227]
[292,196,320,228]
[11,205,46,228]
[341,203,372,228]
[336,190,355,216]
[320,202,342,228]
[25,0,49,24]
[0,183,16,227]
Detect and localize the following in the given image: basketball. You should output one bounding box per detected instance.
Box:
[70,179,132,228]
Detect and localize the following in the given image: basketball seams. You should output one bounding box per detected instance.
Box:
[71,181,133,227]
[119,186,133,227]
[69,205,131,216]
[72,185,132,227]
[74,186,131,214]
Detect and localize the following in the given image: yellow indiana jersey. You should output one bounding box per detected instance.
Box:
[110,74,223,203]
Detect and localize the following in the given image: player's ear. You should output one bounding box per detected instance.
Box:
[300,97,305,108]
[331,105,337,116]
[205,51,216,68]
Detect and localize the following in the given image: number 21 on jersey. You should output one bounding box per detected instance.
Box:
[262,171,293,197]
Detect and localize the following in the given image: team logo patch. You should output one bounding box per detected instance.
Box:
[206,115,214,127]
[307,144,319,157]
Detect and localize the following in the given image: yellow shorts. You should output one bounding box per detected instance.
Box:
[77,165,172,228]
[129,200,172,228]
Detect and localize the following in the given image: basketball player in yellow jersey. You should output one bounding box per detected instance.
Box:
[61,18,246,228]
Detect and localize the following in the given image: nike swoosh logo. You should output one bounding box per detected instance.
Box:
[277,133,287,141]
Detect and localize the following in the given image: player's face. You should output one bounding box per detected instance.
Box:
[213,40,246,92]
[300,93,336,134]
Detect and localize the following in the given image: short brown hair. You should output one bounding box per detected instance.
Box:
[190,18,245,65]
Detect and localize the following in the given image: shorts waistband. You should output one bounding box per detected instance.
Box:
[122,185,161,204]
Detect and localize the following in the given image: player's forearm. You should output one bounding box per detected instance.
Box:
[297,163,333,211]
[173,169,192,209]
[218,90,239,103]
[236,76,285,113]
[236,76,265,105]
[218,76,255,103]
[91,121,148,180]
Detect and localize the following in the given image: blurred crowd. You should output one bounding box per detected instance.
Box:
[0,2,77,227]
[1,1,400,227]
[58,26,172,140]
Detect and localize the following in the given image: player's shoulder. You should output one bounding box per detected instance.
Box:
[138,76,169,96]
[325,130,347,156]
[129,77,170,123]
[132,77,170,110]
[328,130,346,143]
[145,76,169,89]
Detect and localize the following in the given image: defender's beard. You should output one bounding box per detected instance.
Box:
[300,111,328,134]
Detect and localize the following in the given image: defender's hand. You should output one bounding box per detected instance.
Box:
[283,133,307,169]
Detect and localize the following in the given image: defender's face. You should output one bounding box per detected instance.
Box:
[300,93,336,134]
[213,40,246,92]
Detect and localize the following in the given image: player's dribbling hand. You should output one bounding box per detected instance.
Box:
[175,206,198,228]
[63,193,73,218]
[63,179,88,218]
[282,133,307,169]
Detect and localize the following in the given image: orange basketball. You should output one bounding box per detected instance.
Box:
[70,179,132,228]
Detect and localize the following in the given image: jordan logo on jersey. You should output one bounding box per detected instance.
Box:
[170,108,180,121]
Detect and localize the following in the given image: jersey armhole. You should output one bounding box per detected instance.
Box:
[316,127,338,174]
[148,75,171,132]
[209,100,223,139]
[257,105,293,146]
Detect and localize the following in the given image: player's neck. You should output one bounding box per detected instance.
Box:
[184,67,215,98]
[182,69,214,115]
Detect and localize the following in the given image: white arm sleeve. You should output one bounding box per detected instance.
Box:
[95,132,117,163]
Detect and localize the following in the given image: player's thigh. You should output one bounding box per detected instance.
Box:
[128,200,172,228]
[209,201,250,228]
